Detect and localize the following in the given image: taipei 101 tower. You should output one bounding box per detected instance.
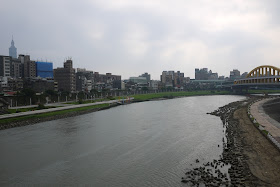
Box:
[9,36,17,58]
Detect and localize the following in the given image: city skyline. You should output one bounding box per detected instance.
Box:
[2,41,244,81]
[1,1,280,79]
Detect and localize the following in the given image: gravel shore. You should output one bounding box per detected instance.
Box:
[181,97,280,186]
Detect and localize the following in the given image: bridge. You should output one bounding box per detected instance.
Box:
[232,65,280,90]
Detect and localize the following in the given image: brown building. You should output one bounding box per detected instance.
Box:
[10,58,23,78]
[161,71,184,88]
[93,72,121,83]
[23,78,55,93]
[8,78,23,91]
[174,71,184,87]
[93,72,121,90]
[19,55,36,78]
[54,60,76,93]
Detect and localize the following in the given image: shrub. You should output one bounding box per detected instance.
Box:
[107,96,115,100]
[37,103,46,110]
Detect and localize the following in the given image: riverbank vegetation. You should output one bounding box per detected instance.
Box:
[248,89,280,94]
[2,89,280,126]
[132,90,231,101]
[0,103,110,125]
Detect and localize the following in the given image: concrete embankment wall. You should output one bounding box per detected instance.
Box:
[248,98,280,151]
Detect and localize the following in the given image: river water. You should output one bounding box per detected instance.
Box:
[0,95,245,186]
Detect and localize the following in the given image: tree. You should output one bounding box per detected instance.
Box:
[45,89,57,96]
[78,91,85,100]
[90,89,98,95]
[141,87,148,91]
[21,88,35,105]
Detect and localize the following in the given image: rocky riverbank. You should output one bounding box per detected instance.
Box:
[181,97,259,186]
[0,103,119,131]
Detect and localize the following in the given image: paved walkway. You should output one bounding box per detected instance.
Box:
[9,102,70,109]
[250,98,280,142]
[0,98,133,120]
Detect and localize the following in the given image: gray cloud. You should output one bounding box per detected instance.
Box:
[1,0,280,79]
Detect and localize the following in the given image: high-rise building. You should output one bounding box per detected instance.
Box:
[20,55,36,78]
[36,62,53,78]
[139,72,151,82]
[161,70,184,87]
[230,69,240,80]
[174,71,184,87]
[91,72,121,90]
[195,68,209,80]
[10,58,23,78]
[9,38,17,58]
[195,68,218,80]
[54,59,76,93]
[0,56,12,77]
[241,72,248,78]
[76,70,94,92]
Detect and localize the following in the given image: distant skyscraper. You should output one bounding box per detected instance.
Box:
[9,37,17,58]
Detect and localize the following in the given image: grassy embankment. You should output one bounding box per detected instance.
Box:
[0,103,109,125]
[248,89,280,94]
[132,90,230,101]
[5,89,279,124]
[1,90,229,122]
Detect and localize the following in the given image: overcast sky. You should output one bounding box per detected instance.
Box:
[1,0,280,79]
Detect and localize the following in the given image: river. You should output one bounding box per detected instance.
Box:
[0,95,245,186]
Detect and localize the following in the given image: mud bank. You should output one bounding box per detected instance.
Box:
[235,106,280,186]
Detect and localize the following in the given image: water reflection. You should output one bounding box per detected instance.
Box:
[0,95,245,186]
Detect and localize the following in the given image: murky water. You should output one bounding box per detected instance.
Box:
[0,95,245,186]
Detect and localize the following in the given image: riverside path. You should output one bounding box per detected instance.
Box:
[250,98,280,143]
[0,98,133,120]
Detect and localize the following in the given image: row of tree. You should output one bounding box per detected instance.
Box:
[9,83,222,106]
